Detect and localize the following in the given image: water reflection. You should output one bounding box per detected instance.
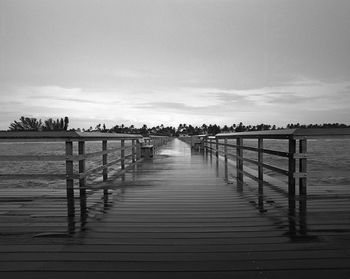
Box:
[199,148,313,241]
[65,167,137,235]
[299,197,307,236]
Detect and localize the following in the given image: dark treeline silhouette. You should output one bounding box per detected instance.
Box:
[83,123,176,137]
[8,116,69,131]
[81,121,350,137]
[7,117,350,136]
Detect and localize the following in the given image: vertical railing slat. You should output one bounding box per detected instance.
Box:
[258,138,265,212]
[224,138,228,182]
[299,138,308,234]
[132,139,136,163]
[236,138,243,189]
[299,139,307,196]
[209,139,213,159]
[288,137,296,197]
[121,139,125,169]
[102,140,108,181]
[288,137,297,235]
[65,141,75,217]
[78,141,86,217]
[136,139,141,160]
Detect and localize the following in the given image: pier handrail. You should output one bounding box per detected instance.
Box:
[201,128,350,214]
[216,128,350,139]
[0,131,143,141]
[149,135,171,152]
[0,131,147,217]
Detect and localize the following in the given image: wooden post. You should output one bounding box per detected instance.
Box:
[102,140,108,181]
[224,138,228,182]
[299,139,307,197]
[215,137,219,161]
[258,138,265,212]
[288,137,296,235]
[121,139,125,169]
[288,138,296,198]
[209,139,213,159]
[153,138,157,154]
[132,139,136,163]
[236,138,243,189]
[136,140,141,160]
[65,141,75,217]
[78,141,87,217]
[299,138,307,234]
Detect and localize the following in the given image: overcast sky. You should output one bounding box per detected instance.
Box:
[1,0,350,130]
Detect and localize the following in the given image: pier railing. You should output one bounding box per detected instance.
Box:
[149,135,171,148]
[201,129,350,222]
[0,131,157,217]
[205,129,349,191]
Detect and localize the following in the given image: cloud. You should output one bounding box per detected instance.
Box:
[261,92,314,104]
[136,101,221,115]
[1,77,350,130]
[31,95,100,104]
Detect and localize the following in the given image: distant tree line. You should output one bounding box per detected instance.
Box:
[83,123,176,137]
[82,121,350,136]
[7,116,350,136]
[8,116,69,131]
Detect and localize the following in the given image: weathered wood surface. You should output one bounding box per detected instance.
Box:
[0,139,350,278]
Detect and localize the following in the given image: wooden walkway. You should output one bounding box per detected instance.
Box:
[1,139,350,278]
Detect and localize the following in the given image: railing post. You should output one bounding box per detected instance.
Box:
[299,138,307,234]
[258,138,265,212]
[152,138,157,154]
[132,139,136,163]
[224,138,228,182]
[65,141,75,217]
[136,140,141,160]
[78,141,87,217]
[299,138,307,197]
[288,137,297,235]
[121,139,125,169]
[215,137,219,161]
[288,137,296,198]
[102,140,108,181]
[209,139,213,159]
[236,138,243,189]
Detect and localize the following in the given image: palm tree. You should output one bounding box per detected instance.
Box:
[9,117,43,131]
[43,117,68,131]
[64,117,69,130]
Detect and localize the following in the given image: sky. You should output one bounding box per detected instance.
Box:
[1,0,350,130]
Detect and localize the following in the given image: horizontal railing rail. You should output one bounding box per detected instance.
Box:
[149,135,171,153]
[191,128,350,235]
[0,131,151,217]
[195,128,350,217]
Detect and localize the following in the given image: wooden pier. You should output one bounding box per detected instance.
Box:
[1,136,350,278]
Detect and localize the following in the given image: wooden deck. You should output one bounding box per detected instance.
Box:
[1,138,350,278]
